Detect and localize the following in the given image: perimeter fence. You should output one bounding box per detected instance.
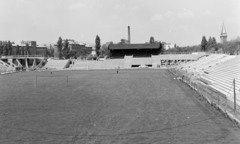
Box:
[168,68,240,125]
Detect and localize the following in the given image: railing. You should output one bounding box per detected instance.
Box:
[161,52,199,55]
[168,68,240,124]
[0,55,44,58]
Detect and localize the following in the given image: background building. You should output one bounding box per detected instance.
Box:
[53,39,92,57]
[12,41,47,56]
[163,43,175,50]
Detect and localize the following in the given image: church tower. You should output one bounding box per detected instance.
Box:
[220,22,227,44]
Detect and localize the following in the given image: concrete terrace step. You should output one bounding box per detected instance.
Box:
[102,59,124,69]
[124,56,133,68]
[44,60,69,70]
[131,57,152,65]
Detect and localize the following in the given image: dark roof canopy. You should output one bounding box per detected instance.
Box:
[108,43,161,50]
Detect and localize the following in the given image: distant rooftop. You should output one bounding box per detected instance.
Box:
[108,43,161,50]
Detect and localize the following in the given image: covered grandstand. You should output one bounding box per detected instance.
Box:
[108,43,162,58]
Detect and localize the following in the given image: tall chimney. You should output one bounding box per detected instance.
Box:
[128,26,131,44]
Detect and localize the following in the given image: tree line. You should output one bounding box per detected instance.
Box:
[0,41,31,56]
[201,36,218,51]
[166,36,240,54]
[57,37,71,59]
[57,36,98,59]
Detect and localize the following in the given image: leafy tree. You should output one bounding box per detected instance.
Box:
[57,37,63,59]
[149,36,155,44]
[201,36,207,51]
[118,39,128,44]
[8,41,12,55]
[46,45,54,57]
[206,37,213,50]
[3,42,8,56]
[100,44,111,57]
[212,37,217,44]
[69,51,77,58]
[16,45,20,55]
[20,46,23,55]
[159,42,164,53]
[0,41,2,55]
[208,37,212,44]
[26,43,30,55]
[95,35,101,57]
[63,39,69,59]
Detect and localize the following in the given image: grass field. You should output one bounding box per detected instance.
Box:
[0,69,240,144]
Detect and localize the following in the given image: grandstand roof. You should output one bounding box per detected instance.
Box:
[108,43,161,50]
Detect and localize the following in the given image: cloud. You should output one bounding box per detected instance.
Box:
[0,0,5,8]
[202,10,213,17]
[151,11,175,22]
[110,14,121,20]
[69,2,86,9]
[178,8,194,19]
[115,5,141,11]
[114,5,125,11]
[129,5,140,11]
[164,11,175,21]
[151,14,163,21]
[16,0,28,3]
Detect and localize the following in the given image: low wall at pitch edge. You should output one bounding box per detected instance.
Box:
[168,68,240,126]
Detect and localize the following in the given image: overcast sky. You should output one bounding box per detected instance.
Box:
[0,0,239,46]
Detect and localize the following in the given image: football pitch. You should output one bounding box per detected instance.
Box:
[0,69,240,144]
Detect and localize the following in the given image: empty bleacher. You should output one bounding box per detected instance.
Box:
[131,57,152,66]
[43,59,70,70]
[200,56,240,98]
[71,60,95,70]
[169,54,240,123]
[70,54,206,70]
[176,54,232,75]
[101,59,124,69]
[124,56,132,69]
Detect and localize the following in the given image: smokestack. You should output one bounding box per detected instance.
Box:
[128,26,131,44]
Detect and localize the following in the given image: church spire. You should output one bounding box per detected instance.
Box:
[221,21,227,34]
[220,21,227,44]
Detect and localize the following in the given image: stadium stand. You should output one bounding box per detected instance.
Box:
[131,57,152,66]
[169,54,240,124]
[43,59,70,70]
[0,60,15,74]
[71,60,95,70]
[200,56,240,96]
[124,56,133,69]
[101,59,124,69]
[91,61,103,69]
[176,54,232,75]
[69,53,206,70]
